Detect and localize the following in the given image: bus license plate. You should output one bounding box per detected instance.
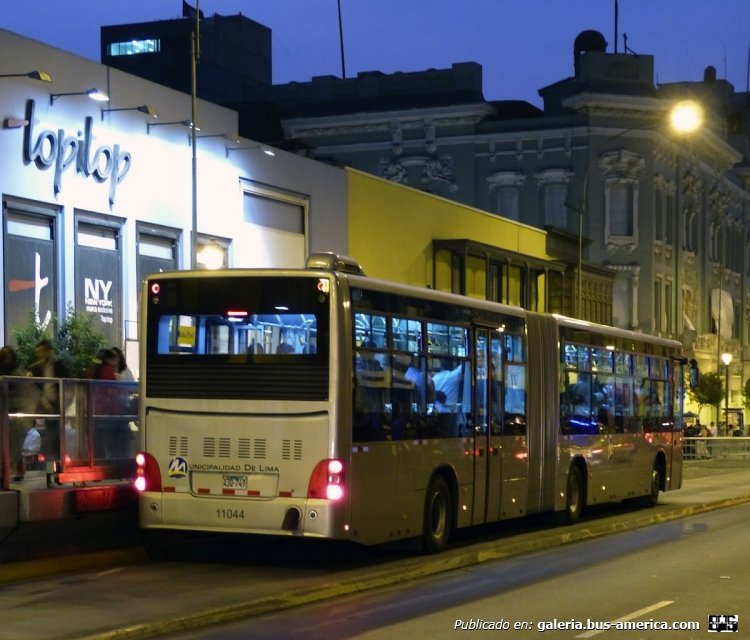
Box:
[222,474,248,490]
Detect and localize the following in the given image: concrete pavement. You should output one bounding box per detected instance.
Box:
[0,460,749,640]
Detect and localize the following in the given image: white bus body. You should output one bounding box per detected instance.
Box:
[136,255,683,551]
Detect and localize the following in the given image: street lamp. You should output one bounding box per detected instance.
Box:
[574,99,703,318]
[721,351,732,432]
[50,87,109,105]
[670,100,704,134]
[0,70,51,82]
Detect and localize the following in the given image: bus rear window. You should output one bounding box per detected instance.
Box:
[155,312,318,355]
[146,275,329,360]
[145,275,330,400]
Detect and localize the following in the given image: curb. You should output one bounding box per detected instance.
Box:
[0,547,149,585]
[69,494,750,640]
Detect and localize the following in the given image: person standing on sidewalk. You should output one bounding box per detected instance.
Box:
[0,346,35,480]
[28,339,69,463]
[702,421,715,459]
[693,419,709,459]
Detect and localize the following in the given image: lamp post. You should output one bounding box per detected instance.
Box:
[575,100,703,319]
[189,0,201,269]
[721,351,732,433]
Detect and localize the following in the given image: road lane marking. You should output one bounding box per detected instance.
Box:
[576,600,674,638]
[95,567,126,578]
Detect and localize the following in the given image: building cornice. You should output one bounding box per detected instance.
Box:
[561,92,665,116]
[563,93,743,169]
[281,103,495,139]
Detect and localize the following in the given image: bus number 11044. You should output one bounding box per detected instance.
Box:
[217,509,245,520]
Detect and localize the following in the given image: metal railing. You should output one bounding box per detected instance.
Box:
[0,376,138,489]
[683,437,750,460]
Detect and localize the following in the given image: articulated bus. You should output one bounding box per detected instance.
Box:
[136,253,684,552]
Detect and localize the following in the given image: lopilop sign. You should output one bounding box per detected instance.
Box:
[22,99,132,206]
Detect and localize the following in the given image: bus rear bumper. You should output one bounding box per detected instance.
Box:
[137,491,349,540]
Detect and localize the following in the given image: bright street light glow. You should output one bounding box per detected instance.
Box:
[197,243,224,270]
[670,100,703,133]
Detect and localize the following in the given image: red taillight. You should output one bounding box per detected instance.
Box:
[307,458,345,500]
[135,451,162,492]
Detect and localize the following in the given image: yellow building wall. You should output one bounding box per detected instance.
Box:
[346,168,553,288]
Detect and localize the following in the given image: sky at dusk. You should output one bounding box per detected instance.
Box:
[4,0,750,106]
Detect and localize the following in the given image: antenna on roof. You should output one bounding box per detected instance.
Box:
[623,33,639,58]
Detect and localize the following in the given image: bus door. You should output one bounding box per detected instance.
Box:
[671,357,685,489]
[471,328,504,524]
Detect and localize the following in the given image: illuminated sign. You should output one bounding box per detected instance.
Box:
[22,99,132,206]
[178,325,196,346]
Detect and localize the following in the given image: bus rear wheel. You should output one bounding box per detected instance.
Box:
[638,463,661,508]
[422,476,452,554]
[558,465,584,524]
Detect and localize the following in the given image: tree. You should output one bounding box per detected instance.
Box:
[743,378,750,410]
[55,305,108,377]
[12,304,107,377]
[11,311,52,370]
[688,371,724,422]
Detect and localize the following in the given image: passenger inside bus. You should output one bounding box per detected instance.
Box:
[432,361,470,436]
[592,376,614,430]
[561,373,600,435]
[276,331,296,354]
[432,390,448,413]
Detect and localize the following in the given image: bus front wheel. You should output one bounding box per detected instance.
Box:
[422,476,452,553]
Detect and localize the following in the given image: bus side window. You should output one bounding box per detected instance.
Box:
[390,354,415,440]
[353,351,388,442]
[504,363,526,435]
[593,374,614,431]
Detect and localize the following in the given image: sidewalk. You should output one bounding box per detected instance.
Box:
[681,456,750,479]
[0,462,749,640]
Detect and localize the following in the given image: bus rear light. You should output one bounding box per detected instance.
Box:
[307,458,345,501]
[135,451,162,492]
